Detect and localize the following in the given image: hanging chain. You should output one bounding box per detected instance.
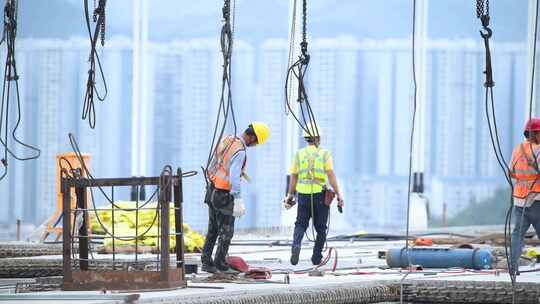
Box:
[476,0,490,28]
[476,0,489,18]
[476,0,483,18]
[93,0,97,22]
[300,0,308,58]
[302,0,307,44]
[97,0,106,46]
[223,0,230,25]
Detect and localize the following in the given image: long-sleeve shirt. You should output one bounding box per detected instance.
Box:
[229,137,247,199]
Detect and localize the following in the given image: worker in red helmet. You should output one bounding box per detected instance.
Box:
[509,117,540,275]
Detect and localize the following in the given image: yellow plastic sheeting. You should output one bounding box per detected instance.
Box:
[89,201,205,253]
[526,248,540,258]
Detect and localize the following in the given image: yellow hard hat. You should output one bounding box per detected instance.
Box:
[251,121,270,145]
[302,122,321,138]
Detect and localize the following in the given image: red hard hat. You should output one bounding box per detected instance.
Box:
[524,118,540,132]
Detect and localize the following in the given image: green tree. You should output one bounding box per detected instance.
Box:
[430,187,511,227]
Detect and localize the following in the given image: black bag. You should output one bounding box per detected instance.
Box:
[211,188,233,209]
[204,184,213,205]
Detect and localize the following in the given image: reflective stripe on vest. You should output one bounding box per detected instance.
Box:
[296,146,330,194]
[511,142,540,199]
[207,135,246,191]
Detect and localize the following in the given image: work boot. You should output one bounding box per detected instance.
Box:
[201,257,217,273]
[201,262,217,274]
[290,247,301,265]
[216,261,238,274]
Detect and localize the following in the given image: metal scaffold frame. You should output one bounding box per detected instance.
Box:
[61,169,187,291]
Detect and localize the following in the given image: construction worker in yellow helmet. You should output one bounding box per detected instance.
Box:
[283,122,344,266]
[202,122,270,273]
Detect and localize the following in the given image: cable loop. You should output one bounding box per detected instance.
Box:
[0,0,41,182]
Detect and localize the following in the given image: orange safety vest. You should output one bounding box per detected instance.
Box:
[510,141,540,199]
[207,135,246,191]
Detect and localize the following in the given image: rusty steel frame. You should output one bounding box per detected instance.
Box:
[61,171,186,291]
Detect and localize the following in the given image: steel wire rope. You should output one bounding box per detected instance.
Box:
[475,2,529,300]
[284,0,320,138]
[285,0,297,115]
[399,1,419,303]
[81,0,108,129]
[0,0,40,182]
[204,0,238,184]
[503,1,540,302]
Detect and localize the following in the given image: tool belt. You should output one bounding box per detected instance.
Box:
[323,187,335,206]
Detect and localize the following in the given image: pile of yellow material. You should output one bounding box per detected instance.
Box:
[89,201,205,253]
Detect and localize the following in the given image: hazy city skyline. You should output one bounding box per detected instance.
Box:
[0,34,530,234]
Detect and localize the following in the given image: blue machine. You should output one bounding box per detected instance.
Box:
[386,247,493,270]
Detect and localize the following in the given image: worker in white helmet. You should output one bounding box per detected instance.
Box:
[283,123,344,266]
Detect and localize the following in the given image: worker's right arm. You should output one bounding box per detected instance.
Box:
[327,170,344,207]
[283,153,300,208]
[287,151,300,195]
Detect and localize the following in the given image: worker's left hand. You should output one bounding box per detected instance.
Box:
[233,198,246,217]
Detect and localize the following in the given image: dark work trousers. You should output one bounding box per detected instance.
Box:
[510,201,540,273]
[292,192,329,261]
[201,203,236,266]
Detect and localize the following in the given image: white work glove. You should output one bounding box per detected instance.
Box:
[233,198,246,217]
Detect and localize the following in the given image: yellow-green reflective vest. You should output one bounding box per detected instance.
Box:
[295,146,331,194]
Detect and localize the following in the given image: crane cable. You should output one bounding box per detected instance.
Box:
[476,0,514,292]
[284,0,319,138]
[203,0,238,184]
[81,0,108,129]
[284,0,337,262]
[0,0,40,182]
[475,1,540,303]
[399,1,419,303]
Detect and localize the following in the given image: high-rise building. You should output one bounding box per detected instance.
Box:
[254,39,289,229]
[0,37,134,228]
[309,37,359,177]
[425,41,523,216]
